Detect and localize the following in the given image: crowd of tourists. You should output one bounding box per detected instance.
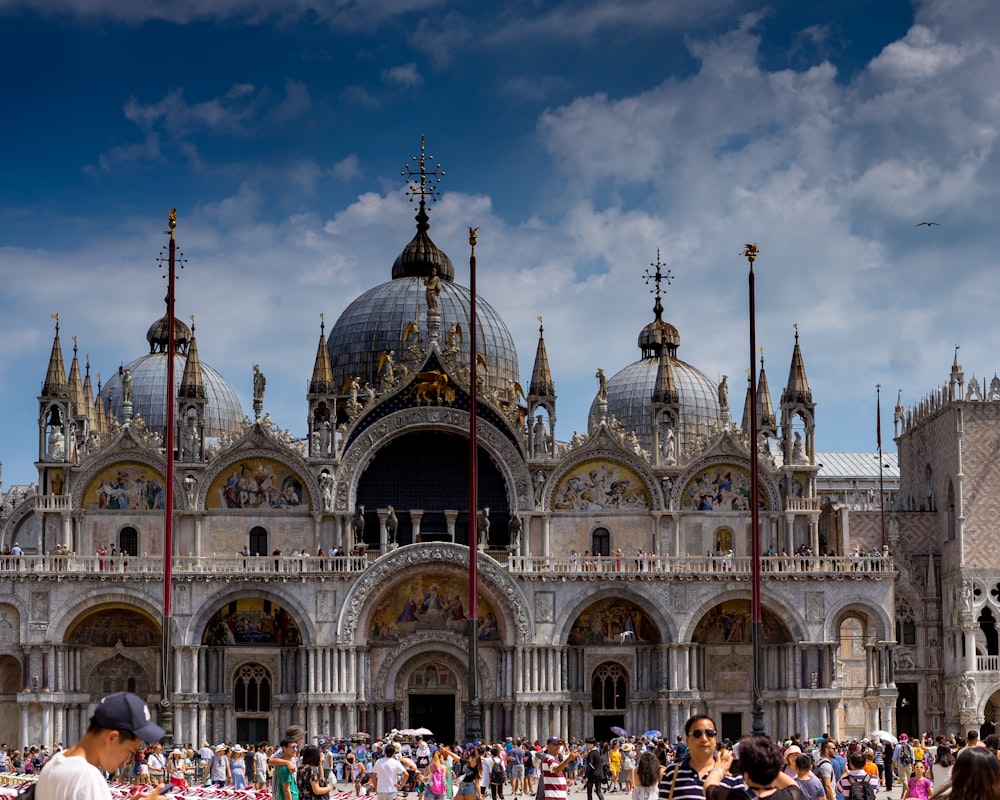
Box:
[8,696,1000,800]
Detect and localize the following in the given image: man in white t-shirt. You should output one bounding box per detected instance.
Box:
[35,691,166,800]
[374,743,409,800]
[147,743,167,783]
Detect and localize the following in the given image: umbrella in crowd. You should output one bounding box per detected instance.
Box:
[871,730,897,746]
[644,730,662,739]
[610,726,629,737]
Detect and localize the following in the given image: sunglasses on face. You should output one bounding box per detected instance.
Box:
[688,729,717,739]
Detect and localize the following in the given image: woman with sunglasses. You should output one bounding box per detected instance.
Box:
[456,749,485,800]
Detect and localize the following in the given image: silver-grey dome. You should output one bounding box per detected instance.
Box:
[591,357,724,453]
[103,353,245,437]
[328,277,519,394]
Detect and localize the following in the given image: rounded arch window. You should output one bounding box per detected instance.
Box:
[592,528,610,557]
[249,526,269,556]
[119,526,138,557]
[592,662,627,710]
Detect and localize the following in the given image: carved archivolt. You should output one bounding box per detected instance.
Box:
[335,408,533,514]
[373,632,493,701]
[544,446,665,512]
[339,543,532,644]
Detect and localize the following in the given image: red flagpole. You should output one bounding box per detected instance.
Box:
[466,226,482,742]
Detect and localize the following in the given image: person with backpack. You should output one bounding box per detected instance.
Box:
[486,746,507,800]
[892,734,915,789]
[835,753,877,800]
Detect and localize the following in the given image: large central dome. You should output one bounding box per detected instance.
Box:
[327,205,519,393]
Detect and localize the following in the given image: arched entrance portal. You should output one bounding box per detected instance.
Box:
[406,662,459,745]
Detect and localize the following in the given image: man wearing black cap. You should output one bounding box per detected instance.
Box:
[35,691,166,800]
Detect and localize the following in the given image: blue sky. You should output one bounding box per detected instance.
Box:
[2,0,998,487]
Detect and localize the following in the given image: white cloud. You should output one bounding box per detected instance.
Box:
[381,63,423,88]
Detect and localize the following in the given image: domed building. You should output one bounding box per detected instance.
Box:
[590,282,725,460]
[5,142,989,751]
[101,313,245,440]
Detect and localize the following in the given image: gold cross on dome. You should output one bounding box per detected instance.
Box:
[402,133,445,207]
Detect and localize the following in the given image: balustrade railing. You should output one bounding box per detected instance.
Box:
[0,551,893,578]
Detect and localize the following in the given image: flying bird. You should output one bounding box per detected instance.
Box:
[915,222,940,227]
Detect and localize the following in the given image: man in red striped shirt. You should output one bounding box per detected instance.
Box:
[541,738,575,800]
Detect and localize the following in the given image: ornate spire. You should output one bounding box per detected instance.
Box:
[178,316,206,399]
[42,315,69,398]
[94,373,105,435]
[741,372,753,434]
[528,317,555,397]
[652,340,678,405]
[638,251,680,358]
[643,249,674,323]
[83,354,96,425]
[782,325,812,405]
[757,351,776,427]
[310,313,335,394]
[67,337,86,416]
[393,134,454,281]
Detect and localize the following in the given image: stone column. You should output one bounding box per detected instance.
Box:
[410,510,425,541]
[444,511,458,542]
[541,515,551,558]
[377,509,389,551]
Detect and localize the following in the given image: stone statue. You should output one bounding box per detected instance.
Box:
[532,415,548,457]
[533,470,546,505]
[508,514,522,550]
[183,474,197,508]
[718,375,729,407]
[119,367,134,404]
[310,429,320,457]
[386,505,398,545]
[320,420,332,455]
[961,675,976,711]
[477,506,490,547]
[353,504,365,542]
[967,376,982,401]
[253,364,267,403]
[424,266,442,315]
[596,368,608,402]
[47,425,65,461]
[349,377,360,405]
[792,431,805,463]
[662,425,676,464]
[319,471,335,512]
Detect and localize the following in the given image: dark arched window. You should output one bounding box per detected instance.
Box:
[249,526,268,557]
[119,527,138,557]
[234,663,272,712]
[591,662,627,710]
[592,528,610,557]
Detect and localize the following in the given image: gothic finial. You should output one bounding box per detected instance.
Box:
[402,133,445,211]
[643,249,674,321]
[168,208,177,239]
[51,313,59,334]
[190,314,195,334]
[793,322,799,343]
[320,312,325,336]
[469,226,479,250]
[538,315,543,334]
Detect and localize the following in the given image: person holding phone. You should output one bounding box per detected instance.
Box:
[35,691,167,800]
